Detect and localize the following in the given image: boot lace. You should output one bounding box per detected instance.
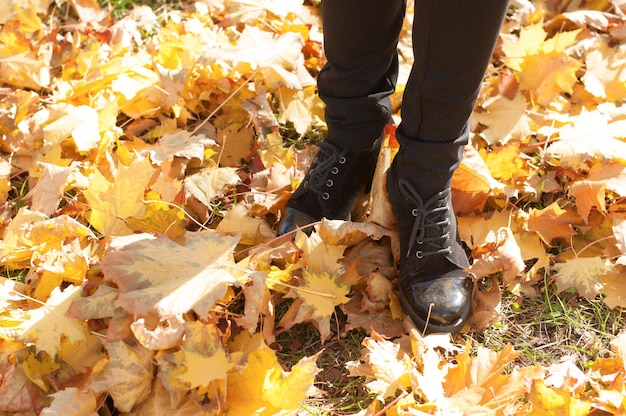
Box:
[302,142,346,201]
[397,179,453,259]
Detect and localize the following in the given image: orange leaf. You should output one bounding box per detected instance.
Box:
[527,202,582,243]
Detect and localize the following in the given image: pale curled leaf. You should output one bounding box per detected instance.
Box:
[101,232,242,318]
[40,388,99,416]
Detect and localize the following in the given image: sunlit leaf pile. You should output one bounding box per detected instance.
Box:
[2,0,626,414]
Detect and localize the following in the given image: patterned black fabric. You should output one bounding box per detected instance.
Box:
[318,0,509,197]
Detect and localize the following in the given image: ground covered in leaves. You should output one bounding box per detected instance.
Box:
[2,0,626,414]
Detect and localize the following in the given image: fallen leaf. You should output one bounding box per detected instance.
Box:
[552,256,614,298]
[17,285,89,358]
[525,379,593,416]
[225,347,319,415]
[40,387,98,416]
[89,340,154,413]
[83,156,155,236]
[527,202,582,243]
[101,232,242,318]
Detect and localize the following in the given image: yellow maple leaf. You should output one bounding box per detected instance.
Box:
[479,142,530,186]
[17,285,89,357]
[21,351,60,392]
[83,156,155,236]
[553,257,614,298]
[501,23,581,106]
[169,322,240,389]
[126,190,187,242]
[452,144,507,215]
[525,379,593,416]
[32,243,90,301]
[225,347,319,415]
[27,162,73,216]
[216,203,276,246]
[298,268,350,319]
[0,158,11,204]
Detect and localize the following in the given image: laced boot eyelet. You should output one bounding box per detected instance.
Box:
[415,251,423,258]
[322,192,330,200]
[411,208,418,217]
[331,167,339,174]
[326,179,334,187]
[338,156,346,164]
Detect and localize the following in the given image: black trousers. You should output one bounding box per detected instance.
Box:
[318,0,509,197]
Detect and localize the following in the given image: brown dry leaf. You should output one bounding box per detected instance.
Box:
[368,124,399,229]
[469,275,502,332]
[468,227,526,287]
[100,232,242,318]
[569,161,626,221]
[89,340,154,413]
[130,316,185,351]
[66,284,117,321]
[527,201,582,243]
[552,256,614,298]
[0,359,49,414]
[342,292,406,338]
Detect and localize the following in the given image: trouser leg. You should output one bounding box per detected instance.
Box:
[394,0,509,197]
[318,0,406,150]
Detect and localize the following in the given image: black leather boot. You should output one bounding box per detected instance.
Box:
[387,160,472,334]
[278,140,380,235]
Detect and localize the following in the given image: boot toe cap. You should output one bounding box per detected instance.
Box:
[400,276,472,334]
